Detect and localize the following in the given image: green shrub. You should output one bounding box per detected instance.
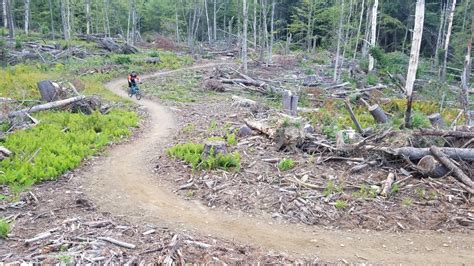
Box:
[0,219,10,238]
[366,72,379,85]
[114,55,132,65]
[15,39,22,49]
[402,197,413,207]
[167,143,240,170]
[391,183,400,194]
[278,158,295,171]
[226,132,237,145]
[149,51,160,58]
[334,199,348,209]
[0,110,138,185]
[411,111,431,129]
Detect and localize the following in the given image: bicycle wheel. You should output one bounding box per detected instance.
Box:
[136,91,142,100]
[128,88,133,97]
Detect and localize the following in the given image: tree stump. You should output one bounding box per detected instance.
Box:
[428,113,446,129]
[202,141,227,157]
[368,104,388,123]
[282,90,299,116]
[237,125,254,138]
[417,155,449,178]
[37,80,60,102]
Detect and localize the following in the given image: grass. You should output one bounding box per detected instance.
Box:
[0,110,138,185]
[278,158,295,171]
[167,142,240,171]
[353,185,378,199]
[323,180,343,197]
[402,197,413,207]
[334,199,348,209]
[0,219,10,239]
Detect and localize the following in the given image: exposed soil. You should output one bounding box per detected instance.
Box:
[2,62,472,264]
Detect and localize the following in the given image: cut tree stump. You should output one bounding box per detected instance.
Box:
[428,113,446,129]
[202,141,227,157]
[368,104,388,123]
[417,155,449,178]
[237,125,254,138]
[282,90,298,116]
[38,80,60,102]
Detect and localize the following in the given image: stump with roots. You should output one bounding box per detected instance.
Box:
[202,141,227,157]
[368,104,388,123]
[428,113,446,129]
[417,155,449,178]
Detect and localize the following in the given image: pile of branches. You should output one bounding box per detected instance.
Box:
[6,42,93,65]
[233,94,474,196]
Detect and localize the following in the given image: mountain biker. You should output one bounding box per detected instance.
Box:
[128,71,140,91]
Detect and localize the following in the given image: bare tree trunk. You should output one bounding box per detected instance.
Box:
[340,0,354,77]
[441,0,457,82]
[86,0,91,35]
[2,0,6,28]
[253,0,257,48]
[334,0,345,82]
[131,0,137,45]
[461,18,473,125]
[267,0,274,65]
[48,0,55,39]
[104,0,110,36]
[368,0,378,72]
[307,1,313,52]
[434,3,446,67]
[262,0,268,65]
[461,0,470,31]
[353,0,365,60]
[5,0,14,39]
[361,3,371,57]
[126,1,131,43]
[405,0,425,128]
[204,0,211,42]
[60,0,70,40]
[242,0,248,73]
[213,0,217,41]
[24,0,30,35]
[175,3,180,42]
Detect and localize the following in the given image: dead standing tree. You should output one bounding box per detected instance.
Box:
[460,16,473,125]
[404,0,425,128]
[440,0,457,81]
[368,0,378,72]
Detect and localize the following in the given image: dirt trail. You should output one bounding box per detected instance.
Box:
[81,63,473,263]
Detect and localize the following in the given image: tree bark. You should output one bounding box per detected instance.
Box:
[382,146,474,161]
[60,0,70,40]
[434,3,446,67]
[5,0,14,39]
[204,0,212,42]
[213,0,217,41]
[334,0,345,82]
[441,0,457,81]
[86,0,91,35]
[2,0,6,28]
[404,0,425,128]
[8,96,86,118]
[267,0,274,65]
[353,0,365,60]
[24,0,30,35]
[253,0,257,48]
[104,0,110,36]
[48,0,55,39]
[242,0,248,73]
[368,0,378,72]
[461,17,473,125]
[306,0,313,52]
[262,0,268,65]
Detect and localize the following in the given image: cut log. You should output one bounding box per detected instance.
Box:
[8,96,86,118]
[144,57,160,64]
[380,173,395,197]
[237,125,254,138]
[368,104,388,123]
[231,95,258,108]
[428,113,446,129]
[204,79,225,92]
[417,155,449,178]
[202,141,227,157]
[0,146,12,157]
[245,119,276,137]
[221,78,266,88]
[121,43,139,54]
[98,237,136,249]
[430,146,473,193]
[373,146,474,161]
[414,128,474,138]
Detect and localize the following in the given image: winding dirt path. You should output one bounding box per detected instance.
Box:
[80,64,473,263]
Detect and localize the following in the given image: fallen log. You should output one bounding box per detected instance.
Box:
[430,146,473,193]
[231,95,258,108]
[245,119,276,138]
[417,155,449,178]
[344,99,364,134]
[221,78,266,88]
[8,95,86,118]
[370,146,474,161]
[414,128,474,138]
[98,237,136,249]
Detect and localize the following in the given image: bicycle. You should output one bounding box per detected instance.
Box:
[128,82,142,100]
